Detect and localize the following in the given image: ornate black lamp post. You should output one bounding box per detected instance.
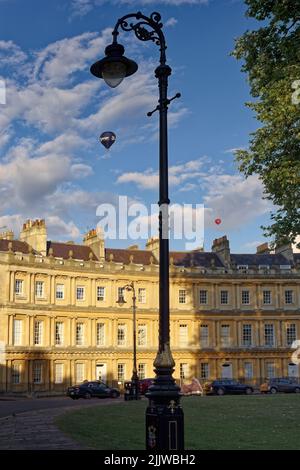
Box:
[117,282,139,400]
[91,11,184,451]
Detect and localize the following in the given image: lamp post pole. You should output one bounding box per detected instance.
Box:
[125,282,139,399]
[90,11,184,451]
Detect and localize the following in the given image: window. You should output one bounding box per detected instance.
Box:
[285,290,293,305]
[33,362,42,384]
[242,324,252,347]
[76,323,84,346]
[264,324,275,347]
[220,290,229,305]
[55,322,64,346]
[13,319,22,346]
[117,364,125,382]
[117,324,126,346]
[34,320,43,346]
[76,286,85,301]
[15,279,23,296]
[263,290,271,305]
[200,363,209,380]
[75,363,84,383]
[220,325,230,347]
[238,265,248,273]
[286,324,297,347]
[199,290,207,305]
[118,287,125,303]
[266,362,276,379]
[200,324,209,348]
[180,363,189,380]
[97,286,105,302]
[96,323,105,346]
[178,289,187,304]
[12,364,21,384]
[56,284,64,300]
[35,281,44,299]
[244,362,253,380]
[55,363,64,384]
[138,364,146,380]
[241,290,250,305]
[138,288,146,304]
[138,324,147,347]
[179,324,188,347]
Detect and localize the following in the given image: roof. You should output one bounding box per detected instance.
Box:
[170,251,224,268]
[0,239,34,254]
[47,241,97,261]
[105,248,158,265]
[230,253,291,266]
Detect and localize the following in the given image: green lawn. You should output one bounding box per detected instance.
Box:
[56,395,300,450]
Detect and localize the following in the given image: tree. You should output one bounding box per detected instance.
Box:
[233,0,300,247]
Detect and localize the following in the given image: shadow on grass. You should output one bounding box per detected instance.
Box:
[55,395,300,450]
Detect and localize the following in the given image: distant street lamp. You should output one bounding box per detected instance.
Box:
[117,282,139,400]
[91,11,184,450]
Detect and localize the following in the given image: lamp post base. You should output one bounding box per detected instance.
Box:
[146,401,184,451]
[145,344,184,451]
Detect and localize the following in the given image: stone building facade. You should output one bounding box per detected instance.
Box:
[0,219,299,394]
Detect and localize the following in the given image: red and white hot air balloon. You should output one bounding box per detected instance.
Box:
[214,218,222,226]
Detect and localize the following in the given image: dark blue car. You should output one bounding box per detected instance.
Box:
[67,380,120,399]
[204,379,254,396]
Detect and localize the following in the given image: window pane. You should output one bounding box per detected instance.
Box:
[138,288,146,304]
[199,290,207,304]
[13,320,22,346]
[117,324,126,346]
[241,290,250,305]
[76,323,84,346]
[35,281,44,298]
[263,290,271,305]
[264,324,274,347]
[200,363,209,380]
[180,363,189,380]
[200,325,209,348]
[138,325,147,346]
[55,322,64,346]
[55,363,64,384]
[12,364,21,384]
[97,323,105,346]
[179,324,188,347]
[56,284,64,299]
[242,324,252,347]
[33,362,42,384]
[138,364,146,380]
[220,290,228,305]
[179,290,186,304]
[286,324,296,346]
[97,286,105,301]
[15,279,23,295]
[34,321,43,345]
[76,286,85,300]
[117,364,125,382]
[76,363,84,383]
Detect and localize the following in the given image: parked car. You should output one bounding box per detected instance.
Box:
[204,379,254,396]
[67,380,120,399]
[260,378,300,394]
[139,378,155,395]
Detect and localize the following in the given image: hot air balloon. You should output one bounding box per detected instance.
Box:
[100,131,116,150]
[214,218,222,225]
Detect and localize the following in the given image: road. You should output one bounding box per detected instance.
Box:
[0,396,122,419]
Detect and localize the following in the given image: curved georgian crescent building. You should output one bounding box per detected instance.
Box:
[0,219,299,395]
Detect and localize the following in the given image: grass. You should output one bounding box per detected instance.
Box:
[55,394,300,450]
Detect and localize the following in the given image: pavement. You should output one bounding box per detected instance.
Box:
[0,396,123,450]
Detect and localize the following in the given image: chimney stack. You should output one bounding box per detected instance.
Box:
[146,237,159,261]
[256,242,270,255]
[20,219,47,256]
[83,227,104,260]
[275,241,294,262]
[212,235,230,266]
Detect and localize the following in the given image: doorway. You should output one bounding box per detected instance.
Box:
[96,363,107,383]
[221,363,233,379]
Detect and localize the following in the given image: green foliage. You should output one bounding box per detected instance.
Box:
[233,0,300,246]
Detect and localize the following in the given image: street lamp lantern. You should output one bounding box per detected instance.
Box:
[91,11,184,451]
[90,43,138,88]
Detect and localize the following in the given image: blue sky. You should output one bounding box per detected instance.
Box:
[0,0,273,253]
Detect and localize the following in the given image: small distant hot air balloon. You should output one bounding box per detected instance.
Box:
[215,218,222,225]
[100,131,116,150]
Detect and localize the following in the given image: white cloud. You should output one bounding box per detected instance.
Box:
[165,17,178,28]
[117,158,206,189]
[71,0,209,17]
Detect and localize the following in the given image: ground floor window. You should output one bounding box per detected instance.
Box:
[138,363,146,380]
[200,362,209,380]
[75,363,85,383]
[12,364,21,384]
[33,362,43,384]
[266,362,276,379]
[180,363,189,381]
[244,362,253,380]
[55,363,64,384]
[117,364,125,382]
